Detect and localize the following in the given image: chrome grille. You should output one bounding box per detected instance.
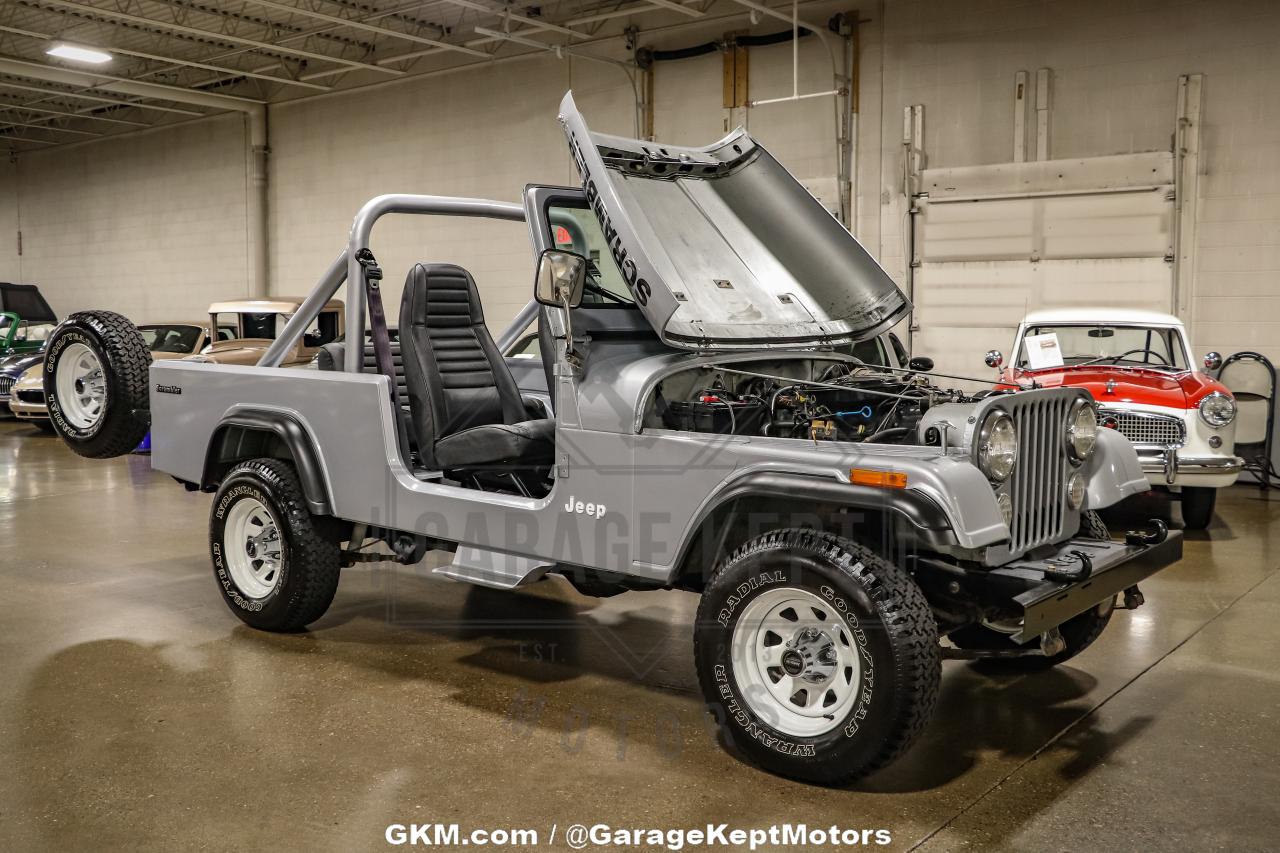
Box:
[1098,409,1184,447]
[1000,391,1075,555]
[0,377,12,397]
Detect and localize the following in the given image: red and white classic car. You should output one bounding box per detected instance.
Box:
[990,308,1243,529]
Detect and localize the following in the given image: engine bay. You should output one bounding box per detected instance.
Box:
[648,357,972,445]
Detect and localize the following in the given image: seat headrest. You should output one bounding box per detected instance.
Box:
[403,263,485,329]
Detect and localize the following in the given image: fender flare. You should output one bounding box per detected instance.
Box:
[202,410,333,515]
[671,471,957,577]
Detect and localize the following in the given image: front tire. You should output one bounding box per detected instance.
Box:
[1180,486,1217,530]
[694,529,940,785]
[210,458,341,632]
[43,311,151,458]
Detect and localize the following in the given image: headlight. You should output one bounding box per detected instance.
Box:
[1199,391,1236,427]
[1066,400,1098,463]
[977,411,1018,482]
[1067,471,1085,509]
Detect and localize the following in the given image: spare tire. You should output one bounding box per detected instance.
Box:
[44,311,152,458]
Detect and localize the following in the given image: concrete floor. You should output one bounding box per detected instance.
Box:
[1,420,1278,852]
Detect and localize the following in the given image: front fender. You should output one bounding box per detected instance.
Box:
[680,453,1010,556]
[1084,427,1149,509]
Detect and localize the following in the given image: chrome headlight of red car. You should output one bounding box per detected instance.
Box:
[1198,391,1236,428]
[1066,400,1098,464]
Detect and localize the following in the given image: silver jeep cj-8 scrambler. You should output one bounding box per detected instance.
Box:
[43,93,1179,785]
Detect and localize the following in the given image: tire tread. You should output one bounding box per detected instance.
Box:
[213,458,340,631]
[695,528,940,785]
[45,310,151,458]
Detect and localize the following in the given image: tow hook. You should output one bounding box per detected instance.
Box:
[1041,550,1093,582]
[1039,627,1066,657]
[1121,585,1145,610]
[1125,518,1169,546]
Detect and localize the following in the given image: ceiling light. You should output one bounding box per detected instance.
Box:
[46,44,113,65]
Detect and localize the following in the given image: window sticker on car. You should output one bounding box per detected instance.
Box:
[1025,332,1065,369]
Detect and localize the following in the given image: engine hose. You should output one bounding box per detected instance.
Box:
[864,427,912,443]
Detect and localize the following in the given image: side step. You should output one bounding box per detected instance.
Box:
[433,546,554,590]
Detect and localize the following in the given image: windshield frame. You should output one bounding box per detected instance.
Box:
[543,198,636,307]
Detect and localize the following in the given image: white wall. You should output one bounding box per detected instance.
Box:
[268,54,637,333]
[859,0,1280,365]
[2,0,1278,367]
[0,157,18,280]
[1,114,248,321]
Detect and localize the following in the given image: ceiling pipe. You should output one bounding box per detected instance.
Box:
[0,57,270,299]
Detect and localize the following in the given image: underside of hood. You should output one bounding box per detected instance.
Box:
[558,92,910,351]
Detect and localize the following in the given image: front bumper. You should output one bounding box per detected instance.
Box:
[9,396,48,419]
[1136,446,1243,487]
[985,529,1183,643]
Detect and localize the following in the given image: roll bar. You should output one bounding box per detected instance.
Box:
[256,194,527,371]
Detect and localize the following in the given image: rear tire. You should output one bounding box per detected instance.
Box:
[694,529,940,785]
[43,311,151,458]
[949,511,1114,668]
[209,458,341,632]
[1180,487,1217,530]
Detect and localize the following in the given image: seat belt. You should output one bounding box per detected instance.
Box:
[355,248,401,411]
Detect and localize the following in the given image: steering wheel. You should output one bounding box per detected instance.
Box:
[1098,347,1169,366]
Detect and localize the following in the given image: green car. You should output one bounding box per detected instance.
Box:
[0,283,57,357]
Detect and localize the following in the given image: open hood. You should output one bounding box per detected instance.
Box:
[558,92,910,350]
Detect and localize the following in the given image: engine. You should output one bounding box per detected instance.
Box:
[650,358,969,445]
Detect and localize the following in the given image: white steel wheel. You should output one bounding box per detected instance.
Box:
[223,497,284,600]
[54,342,107,430]
[730,586,861,738]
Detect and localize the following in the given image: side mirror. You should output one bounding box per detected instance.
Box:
[985,349,1004,369]
[1203,351,1222,372]
[908,356,934,372]
[534,249,588,310]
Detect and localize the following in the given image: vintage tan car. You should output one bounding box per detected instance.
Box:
[189,298,344,366]
[145,321,236,359]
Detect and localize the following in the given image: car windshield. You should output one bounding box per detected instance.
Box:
[141,325,203,354]
[546,203,635,305]
[1019,324,1188,370]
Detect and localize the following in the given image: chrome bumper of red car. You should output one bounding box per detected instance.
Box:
[1135,446,1243,485]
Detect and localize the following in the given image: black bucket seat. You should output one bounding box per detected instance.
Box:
[399,263,554,474]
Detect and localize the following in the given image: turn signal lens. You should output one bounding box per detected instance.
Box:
[850,468,908,489]
[1067,471,1086,509]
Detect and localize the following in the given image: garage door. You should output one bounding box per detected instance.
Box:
[910,152,1176,381]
